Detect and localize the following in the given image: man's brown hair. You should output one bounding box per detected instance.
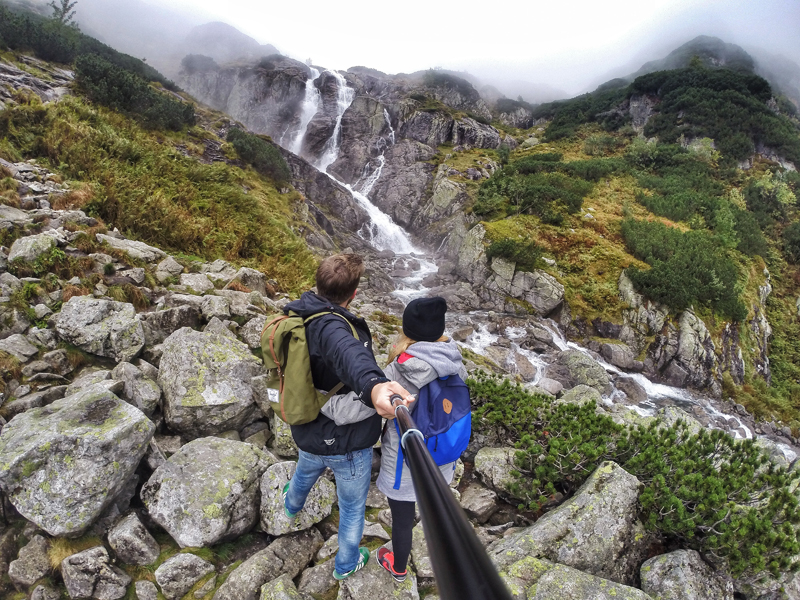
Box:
[316,254,365,304]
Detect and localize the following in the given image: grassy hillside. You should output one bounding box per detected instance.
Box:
[475,105,800,426]
[0,49,317,294]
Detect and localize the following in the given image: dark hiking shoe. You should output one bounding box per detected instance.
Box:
[378,547,408,582]
[282,481,297,518]
[333,547,370,580]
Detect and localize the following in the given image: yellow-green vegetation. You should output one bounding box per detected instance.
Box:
[458,111,800,422]
[0,93,317,294]
[48,535,104,569]
[0,350,21,396]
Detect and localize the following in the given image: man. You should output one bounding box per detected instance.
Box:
[282,253,411,580]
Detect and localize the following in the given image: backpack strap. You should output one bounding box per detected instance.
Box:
[302,311,359,397]
[262,315,291,413]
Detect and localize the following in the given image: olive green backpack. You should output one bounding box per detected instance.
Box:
[261,311,358,425]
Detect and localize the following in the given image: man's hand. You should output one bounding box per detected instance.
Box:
[371,381,413,419]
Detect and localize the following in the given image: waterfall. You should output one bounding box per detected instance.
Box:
[288,67,321,156]
[384,108,395,145]
[294,70,423,256]
[317,70,355,174]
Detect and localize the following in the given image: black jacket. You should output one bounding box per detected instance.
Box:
[283,292,386,455]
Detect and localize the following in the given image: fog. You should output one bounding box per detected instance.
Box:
[39,0,800,102]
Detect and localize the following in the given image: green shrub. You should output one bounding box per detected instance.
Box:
[468,372,800,580]
[0,4,175,88]
[226,128,291,186]
[75,54,194,130]
[783,222,800,263]
[485,238,542,271]
[181,54,219,74]
[583,134,622,156]
[633,68,800,164]
[474,155,601,221]
[0,96,316,292]
[533,88,628,140]
[621,219,747,320]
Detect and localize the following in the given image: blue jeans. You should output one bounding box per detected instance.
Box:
[286,447,372,574]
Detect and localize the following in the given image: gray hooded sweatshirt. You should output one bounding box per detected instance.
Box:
[320,337,468,501]
[377,338,468,502]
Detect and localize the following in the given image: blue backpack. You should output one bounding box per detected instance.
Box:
[393,373,472,489]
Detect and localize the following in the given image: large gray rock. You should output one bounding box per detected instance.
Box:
[615,376,648,404]
[600,342,635,370]
[336,547,419,600]
[499,556,651,600]
[0,333,39,362]
[54,296,145,363]
[473,447,517,497]
[0,302,31,339]
[96,234,166,263]
[110,362,161,416]
[452,224,564,315]
[107,513,160,566]
[31,583,61,600]
[545,349,612,396]
[619,271,669,352]
[134,580,158,600]
[201,295,232,321]
[0,387,155,536]
[489,461,648,585]
[158,327,264,438]
[640,549,733,600]
[155,552,214,600]
[557,384,602,407]
[8,534,50,591]
[180,273,214,293]
[212,529,324,600]
[154,553,215,600]
[239,315,268,349]
[1,385,68,419]
[61,546,132,600]
[8,232,58,263]
[139,305,201,346]
[141,437,275,548]
[260,461,336,536]
[411,522,433,578]
[229,267,269,296]
[459,483,499,523]
[155,256,184,282]
[260,573,305,600]
[269,411,298,458]
[297,564,338,599]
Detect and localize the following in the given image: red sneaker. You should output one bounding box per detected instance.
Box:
[377,547,408,582]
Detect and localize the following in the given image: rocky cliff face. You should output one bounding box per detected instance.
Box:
[177,55,311,145]
[179,61,514,244]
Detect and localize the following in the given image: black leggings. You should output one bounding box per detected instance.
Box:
[388,497,416,572]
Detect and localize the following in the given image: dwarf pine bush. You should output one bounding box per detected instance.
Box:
[467,372,800,581]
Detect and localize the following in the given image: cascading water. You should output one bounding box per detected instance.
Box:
[316,70,355,174]
[288,67,321,156]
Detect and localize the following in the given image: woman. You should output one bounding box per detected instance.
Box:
[375,296,468,582]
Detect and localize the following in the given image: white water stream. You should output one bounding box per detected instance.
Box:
[272,65,795,454]
[288,67,321,155]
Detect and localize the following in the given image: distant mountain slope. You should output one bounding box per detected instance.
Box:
[182,21,277,66]
[4,0,280,79]
[630,35,756,77]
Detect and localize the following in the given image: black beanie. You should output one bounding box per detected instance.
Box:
[403,297,447,342]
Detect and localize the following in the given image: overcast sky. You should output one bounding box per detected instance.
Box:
[142,0,800,96]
